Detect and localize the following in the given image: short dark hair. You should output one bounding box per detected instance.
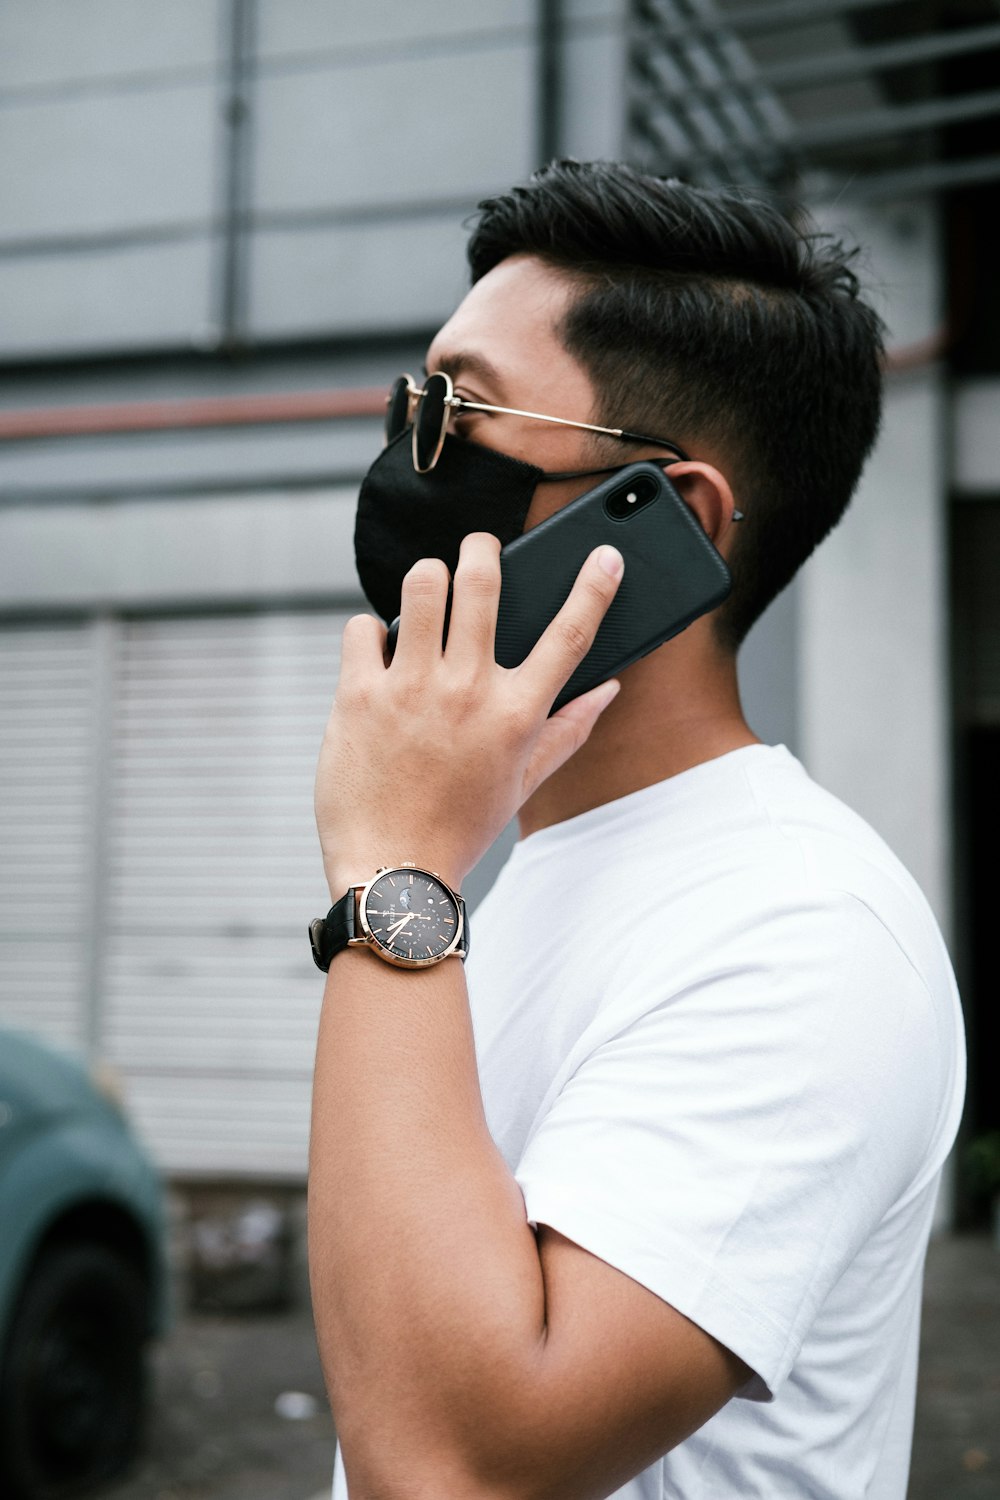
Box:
[467,160,885,651]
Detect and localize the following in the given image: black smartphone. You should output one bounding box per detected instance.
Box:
[384,461,731,712]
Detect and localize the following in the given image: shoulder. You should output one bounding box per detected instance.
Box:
[736,748,956,1002]
[605,751,963,1121]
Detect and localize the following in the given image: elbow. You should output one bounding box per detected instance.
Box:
[330,1332,550,1500]
[334,1392,542,1500]
[338,1446,509,1500]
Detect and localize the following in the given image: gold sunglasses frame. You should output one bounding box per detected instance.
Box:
[386,371,691,474]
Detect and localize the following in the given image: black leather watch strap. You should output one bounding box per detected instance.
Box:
[310,874,470,972]
[308,888,356,973]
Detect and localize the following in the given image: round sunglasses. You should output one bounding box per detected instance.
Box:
[385,371,691,474]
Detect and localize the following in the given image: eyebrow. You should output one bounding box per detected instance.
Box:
[421,349,508,399]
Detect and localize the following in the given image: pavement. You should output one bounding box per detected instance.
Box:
[103,1231,1000,1500]
[104,1300,335,1500]
[910,1233,1000,1500]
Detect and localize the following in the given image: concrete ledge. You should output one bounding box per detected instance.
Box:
[0,486,363,613]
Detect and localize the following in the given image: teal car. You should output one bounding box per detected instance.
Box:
[0,1029,168,1499]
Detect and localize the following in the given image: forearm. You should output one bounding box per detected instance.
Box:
[308,538,630,1495]
[308,945,547,1494]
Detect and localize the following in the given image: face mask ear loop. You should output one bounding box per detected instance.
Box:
[537,457,684,484]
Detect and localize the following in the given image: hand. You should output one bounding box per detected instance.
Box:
[315,532,624,897]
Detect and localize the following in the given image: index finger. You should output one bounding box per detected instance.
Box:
[515,545,624,705]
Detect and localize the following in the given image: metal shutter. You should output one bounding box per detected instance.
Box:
[0,622,99,1050]
[103,610,348,1178]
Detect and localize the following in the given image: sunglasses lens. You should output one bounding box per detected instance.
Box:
[414,372,450,472]
[385,376,413,445]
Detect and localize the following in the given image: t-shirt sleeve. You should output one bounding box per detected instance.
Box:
[513,890,950,1401]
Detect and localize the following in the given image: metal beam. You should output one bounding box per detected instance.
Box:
[628,2,794,187]
[792,85,1000,152]
[657,86,1000,168]
[537,0,563,164]
[634,0,913,41]
[758,21,1000,92]
[628,1,1000,199]
[640,20,1000,97]
[820,150,1000,202]
[217,0,256,351]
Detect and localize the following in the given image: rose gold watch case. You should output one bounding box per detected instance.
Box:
[351,864,466,969]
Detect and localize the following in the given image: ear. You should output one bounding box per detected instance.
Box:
[662,461,741,549]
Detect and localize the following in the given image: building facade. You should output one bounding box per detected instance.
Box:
[1,1,997,1210]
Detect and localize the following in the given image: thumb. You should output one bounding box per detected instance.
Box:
[521,678,621,798]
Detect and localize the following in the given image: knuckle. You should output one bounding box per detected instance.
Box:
[504,698,536,743]
[339,614,377,658]
[341,611,370,639]
[558,616,592,658]
[587,570,616,604]
[443,671,483,710]
[456,560,500,597]
[335,674,370,709]
[403,557,449,595]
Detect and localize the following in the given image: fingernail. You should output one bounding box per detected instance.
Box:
[598,546,624,579]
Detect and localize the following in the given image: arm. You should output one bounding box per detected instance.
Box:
[309,534,749,1500]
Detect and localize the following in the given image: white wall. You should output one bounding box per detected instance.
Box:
[797,197,955,1224]
[800,198,949,928]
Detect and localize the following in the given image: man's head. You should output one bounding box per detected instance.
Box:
[458,160,885,652]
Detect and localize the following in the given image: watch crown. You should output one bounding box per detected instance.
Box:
[400,861,416,867]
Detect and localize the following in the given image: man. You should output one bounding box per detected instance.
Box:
[307,162,965,1499]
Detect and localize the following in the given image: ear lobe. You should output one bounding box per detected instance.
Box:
[661,461,738,546]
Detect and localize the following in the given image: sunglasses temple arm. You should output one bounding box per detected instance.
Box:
[452,399,689,461]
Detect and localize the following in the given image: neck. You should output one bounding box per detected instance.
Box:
[517,629,760,840]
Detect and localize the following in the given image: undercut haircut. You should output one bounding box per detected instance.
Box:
[467,160,885,652]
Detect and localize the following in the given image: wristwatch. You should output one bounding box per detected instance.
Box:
[309,863,469,972]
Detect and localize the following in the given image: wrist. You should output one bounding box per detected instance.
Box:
[322,862,363,906]
[322,853,466,905]
[311,860,470,974]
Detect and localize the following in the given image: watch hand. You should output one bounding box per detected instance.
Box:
[386,914,414,939]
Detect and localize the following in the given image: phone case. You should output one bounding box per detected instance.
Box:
[495,462,731,711]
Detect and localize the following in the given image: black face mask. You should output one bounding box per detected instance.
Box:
[354,432,619,624]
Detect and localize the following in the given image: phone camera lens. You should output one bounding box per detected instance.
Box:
[605,473,658,520]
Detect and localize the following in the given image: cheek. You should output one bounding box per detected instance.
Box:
[522,479,591,533]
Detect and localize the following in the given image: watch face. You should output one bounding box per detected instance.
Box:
[361,868,461,966]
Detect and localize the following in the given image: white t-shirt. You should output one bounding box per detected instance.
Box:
[331,744,965,1500]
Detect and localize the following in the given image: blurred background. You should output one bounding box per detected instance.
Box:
[0,2,998,1496]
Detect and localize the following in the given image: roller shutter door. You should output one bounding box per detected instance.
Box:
[0,622,98,1051]
[103,610,348,1178]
